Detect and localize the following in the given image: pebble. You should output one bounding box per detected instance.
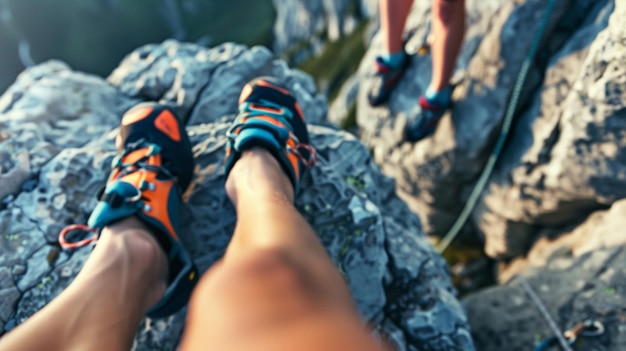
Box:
[59,266,73,278]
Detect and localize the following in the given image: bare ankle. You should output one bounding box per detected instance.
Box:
[77,218,170,309]
[225,148,294,206]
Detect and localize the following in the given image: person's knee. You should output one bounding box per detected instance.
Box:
[192,249,311,306]
[182,250,385,351]
[232,249,307,291]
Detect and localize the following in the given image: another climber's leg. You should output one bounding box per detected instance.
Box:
[429,0,465,92]
[380,0,414,54]
[404,0,466,142]
[368,0,415,106]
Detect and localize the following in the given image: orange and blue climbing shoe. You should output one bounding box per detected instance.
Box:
[59,102,198,319]
[224,77,317,193]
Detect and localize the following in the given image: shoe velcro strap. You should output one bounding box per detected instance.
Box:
[102,192,126,208]
[233,118,291,144]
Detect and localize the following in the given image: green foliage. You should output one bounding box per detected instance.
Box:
[183,0,275,46]
[280,37,316,64]
[0,19,21,90]
[298,21,369,103]
[345,174,366,190]
[341,101,358,130]
[346,0,363,20]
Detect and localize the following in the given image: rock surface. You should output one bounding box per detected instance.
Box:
[464,194,626,351]
[272,0,377,62]
[498,198,626,283]
[108,40,327,127]
[465,245,626,351]
[333,0,621,260]
[331,0,626,349]
[0,61,134,203]
[474,0,621,258]
[0,42,474,350]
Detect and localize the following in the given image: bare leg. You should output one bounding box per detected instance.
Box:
[429,0,466,91]
[180,148,388,351]
[0,217,168,351]
[380,0,414,54]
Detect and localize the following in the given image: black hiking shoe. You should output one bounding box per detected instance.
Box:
[367,52,411,106]
[404,95,451,142]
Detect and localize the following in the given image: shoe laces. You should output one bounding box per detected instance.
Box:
[58,140,172,250]
[113,139,175,181]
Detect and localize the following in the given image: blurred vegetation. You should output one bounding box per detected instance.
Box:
[0,17,21,91]
[0,0,275,92]
[295,21,368,129]
[298,21,368,102]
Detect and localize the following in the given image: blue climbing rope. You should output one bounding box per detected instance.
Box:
[435,0,558,254]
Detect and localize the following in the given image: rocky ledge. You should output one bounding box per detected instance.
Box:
[345,0,620,258]
[327,0,626,349]
[0,41,474,350]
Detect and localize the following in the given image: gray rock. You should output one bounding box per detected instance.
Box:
[0,207,46,268]
[0,42,473,350]
[188,46,327,126]
[272,0,376,62]
[109,40,245,123]
[473,0,620,258]
[14,246,92,327]
[465,246,626,351]
[0,267,20,323]
[348,0,519,240]
[16,245,54,292]
[0,60,132,203]
[109,41,327,126]
[0,149,29,201]
[328,74,359,127]
[11,265,25,276]
[334,0,620,261]
[9,141,117,243]
[498,198,626,283]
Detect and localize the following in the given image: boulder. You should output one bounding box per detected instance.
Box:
[350,0,524,239]
[473,0,621,258]
[334,0,619,260]
[499,198,626,283]
[464,245,626,351]
[0,42,474,351]
[272,0,377,62]
[464,194,626,351]
[0,60,134,203]
[109,40,327,127]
